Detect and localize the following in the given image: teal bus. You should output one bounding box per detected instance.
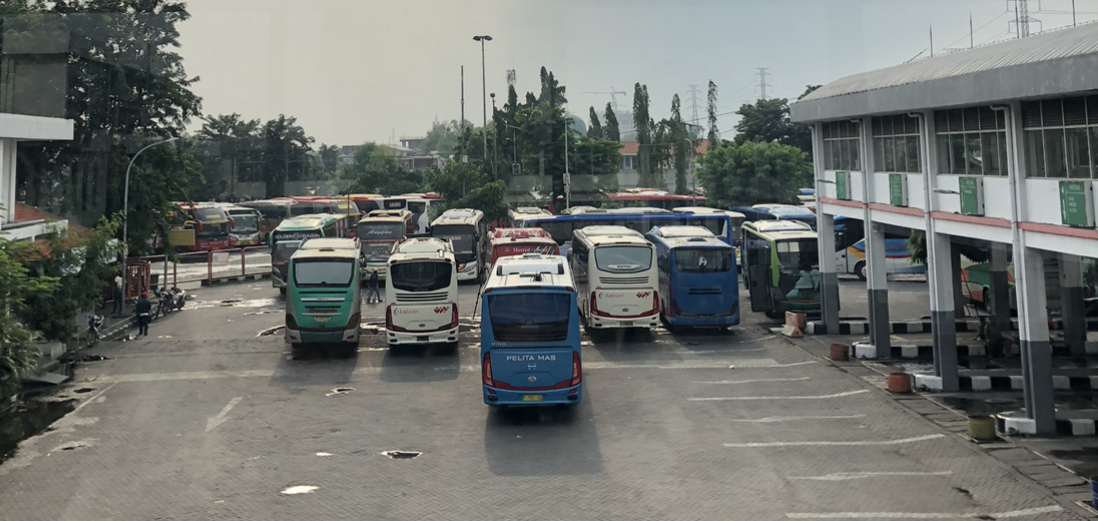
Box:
[480,254,581,407]
[269,214,348,295]
[741,221,821,317]
[284,238,362,349]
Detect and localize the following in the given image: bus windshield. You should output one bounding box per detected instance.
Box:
[432,224,475,260]
[293,259,355,287]
[777,239,820,272]
[595,246,652,273]
[230,213,258,233]
[487,293,571,342]
[361,242,393,262]
[390,261,452,292]
[674,248,732,273]
[358,221,404,240]
[272,241,302,265]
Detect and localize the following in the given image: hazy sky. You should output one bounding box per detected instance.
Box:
[177,0,1094,146]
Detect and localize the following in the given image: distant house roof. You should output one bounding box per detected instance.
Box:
[792,22,1098,122]
[14,202,88,235]
[619,140,710,156]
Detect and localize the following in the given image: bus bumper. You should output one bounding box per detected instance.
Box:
[667,312,740,328]
[387,327,458,346]
[285,327,360,345]
[484,384,581,406]
[587,314,659,329]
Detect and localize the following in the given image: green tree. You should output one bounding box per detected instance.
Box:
[667,94,690,194]
[340,143,422,195]
[0,216,59,398]
[125,138,205,255]
[11,215,122,342]
[587,107,603,140]
[423,160,509,223]
[603,103,620,142]
[261,115,315,197]
[697,140,812,208]
[734,97,813,157]
[198,114,261,199]
[707,80,720,147]
[317,144,342,177]
[633,83,658,187]
[419,120,464,156]
[7,1,203,230]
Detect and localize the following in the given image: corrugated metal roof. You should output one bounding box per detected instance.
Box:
[801,22,1098,103]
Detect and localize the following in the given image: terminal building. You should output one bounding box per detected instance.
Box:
[791,24,1098,436]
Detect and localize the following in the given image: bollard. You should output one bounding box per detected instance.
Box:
[241,248,247,277]
[207,250,213,283]
[829,343,849,361]
[887,372,912,393]
[1089,476,1098,507]
[173,261,178,286]
[967,415,996,441]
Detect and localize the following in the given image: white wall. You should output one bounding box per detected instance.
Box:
[907,174,926,210]
[1024,231,1098,258]
[1025,179,1068,226]
[819,170,836,200]
[934,175,962,214]
[982,177,1013,221]
[871,173,891,205]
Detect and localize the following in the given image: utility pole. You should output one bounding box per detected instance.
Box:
[460,65,465,160]
[564,116,571,210]
[970,13,974,49]
[755,68,771,100]
[929,24,934,57]
[473,35,493,165]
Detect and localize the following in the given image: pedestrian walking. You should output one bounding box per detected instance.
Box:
[135,291,152,337]
[366,269,382,304]
[112,274,124,315]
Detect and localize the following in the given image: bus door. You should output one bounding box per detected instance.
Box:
[744,239,772,313]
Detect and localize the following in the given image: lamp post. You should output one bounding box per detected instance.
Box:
[472,35,492,165]
[120,136,178,310]
[504,123,521,176]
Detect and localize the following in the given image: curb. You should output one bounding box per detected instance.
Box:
[914,374,1098,392]
[806,317,1098,335]
[995,415,1098,437]
[853,343,987,360]
[199,272,271,287]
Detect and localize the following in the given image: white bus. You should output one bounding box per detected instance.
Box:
[506,207,553,227]
[430,208,489,283]
[381,194,441,235]
[569,225,659,330]
[385,238,459,347]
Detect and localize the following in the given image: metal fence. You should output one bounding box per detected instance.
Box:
[142,247,271,286]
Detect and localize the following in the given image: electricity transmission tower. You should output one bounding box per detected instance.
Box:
[755,68,772,100]
[1008,0,1040,37]
[686,84,701,124]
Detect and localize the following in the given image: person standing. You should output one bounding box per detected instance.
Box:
[366,269,381,304]
[135,291,152,337]
[112,274,124,315]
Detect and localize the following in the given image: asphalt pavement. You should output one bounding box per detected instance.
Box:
[838,276,932,322]
[0,279,1087,520]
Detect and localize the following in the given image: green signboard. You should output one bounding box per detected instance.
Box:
[835,171,849,200]
[1059,180,1095,228]
[889,173,907,207]
[959,176,984,216]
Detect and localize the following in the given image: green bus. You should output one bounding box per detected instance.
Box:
[741,221,821,317]
[269,214,349,295]
[285,238,362,349]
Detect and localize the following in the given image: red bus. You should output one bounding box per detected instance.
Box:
[610,189,705,210]
[489,228,560,264]
[168,202,233,252]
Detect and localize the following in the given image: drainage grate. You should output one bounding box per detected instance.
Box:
[380,450,421,459]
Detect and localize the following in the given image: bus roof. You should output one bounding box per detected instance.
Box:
[657,235,732,250]
[485,255,572,291]
[573,225,644,239]
[745,226,818,241]
[743,220,812,233]
[647,225,715,239]
[751,203,816,217]
[492,227,551,239]
[673,207,746,218]
[431,208,484,226]
[275,213,340,230]
[389,237,455,263]
[299,238,358,251]
[290,247,358,261]
[509,207,551,216]
[362,210,411,222]
[606,207,670,214]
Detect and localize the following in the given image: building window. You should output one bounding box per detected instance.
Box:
[870,114,921,173]
[821,121,861,171]
[1020,96,1098,179]
[932,106,1006,176]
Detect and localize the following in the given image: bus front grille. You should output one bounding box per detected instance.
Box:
[395,291,449,303]
[599,276,648,285]
[688,288,721,295]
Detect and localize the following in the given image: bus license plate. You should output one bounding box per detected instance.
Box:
[522,395,542,402]
[314,317,329,323]
[417,336,429,342]
[620,321,633,327]
[698,315,712,320]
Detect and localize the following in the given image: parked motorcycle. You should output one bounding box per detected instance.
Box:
[155,287,173,319]
[87,313,104,347]
[169,286,187,311]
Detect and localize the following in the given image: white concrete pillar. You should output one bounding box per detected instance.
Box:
[0,138,15,225]
[1059,253,1086,357]
[866,222,891,357]
[988,242,1012,333]
[816,212,841,333]
[928,230,959,390]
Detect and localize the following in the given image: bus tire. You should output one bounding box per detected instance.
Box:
[855,261,867,281]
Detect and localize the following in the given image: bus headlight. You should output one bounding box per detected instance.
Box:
[457,263,467,272]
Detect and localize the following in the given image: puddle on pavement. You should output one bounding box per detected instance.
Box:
[325,387,354,397]
[0,398,77,464]
[81,355,110,362]
[380,450,421,459]
[315,452,333,457]
[280,485,318,495]
[73,388,95,394]
[257,326,285,337]
[191,298,281,311]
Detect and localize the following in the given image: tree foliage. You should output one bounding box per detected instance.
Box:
[0,216,58,398]
[587,107,603,140]
[667,94,691,194]
[633,83,660,188]
[697,140,812,208]
[424,160,509,223]
[734,98,813,157]
[707,80,720,147]
[260,115,315,197]
[603,103,620,142]
[418,120,464,156]
[340,143,422,196]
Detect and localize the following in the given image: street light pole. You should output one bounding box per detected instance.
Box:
[120,136,178,311]
[472,35,492,166]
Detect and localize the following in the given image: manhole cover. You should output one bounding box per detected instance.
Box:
[325,387,354,397]
[380,450,421,459]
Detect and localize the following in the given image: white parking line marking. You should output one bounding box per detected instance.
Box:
[205,397,242,433]
[789,471,952,481]
[693,377,809,385]
[785,505,1063,518]
[730,415,866,423]
[724,434,945,448]
[690,390,868,401]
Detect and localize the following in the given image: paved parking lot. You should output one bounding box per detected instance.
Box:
[839,276,932,322]
[0,280,1086,520]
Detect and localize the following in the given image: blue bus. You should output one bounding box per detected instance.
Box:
[732,204,818,231]
[480,254,582,407]
[520,212,736,258]
[647,227,740,330]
